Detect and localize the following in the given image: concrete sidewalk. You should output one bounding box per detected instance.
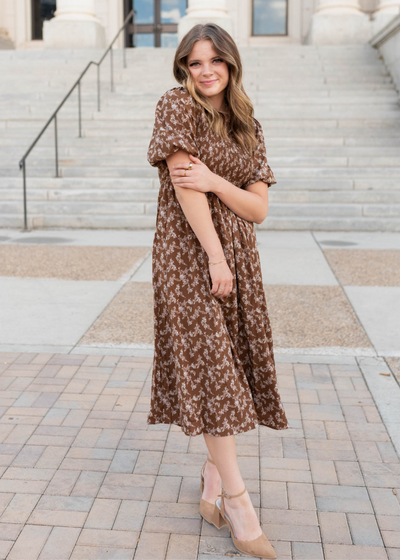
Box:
[0,228,399,359]
[0,228,399,559]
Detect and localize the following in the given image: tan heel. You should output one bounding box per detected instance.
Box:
[210,501,228,528]
[215,487,276,559]
[199,456,227,529]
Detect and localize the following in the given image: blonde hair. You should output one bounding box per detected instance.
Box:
[173,23,258,155]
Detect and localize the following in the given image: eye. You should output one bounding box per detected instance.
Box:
[213,58,224,63]
[189,62,199,67]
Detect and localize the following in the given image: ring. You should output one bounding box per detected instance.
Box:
[184,170,187,177]
[188,163,193,170]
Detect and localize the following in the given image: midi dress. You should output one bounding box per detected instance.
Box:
[147,86,288,437]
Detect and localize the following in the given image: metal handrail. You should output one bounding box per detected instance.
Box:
[18,9,136,230]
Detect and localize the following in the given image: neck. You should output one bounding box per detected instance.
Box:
[209,91,227,112]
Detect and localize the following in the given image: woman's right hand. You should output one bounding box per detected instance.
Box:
[209,259,234,298]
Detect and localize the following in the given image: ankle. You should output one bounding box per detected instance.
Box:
[206,461,220,474]
[223,490,249,509]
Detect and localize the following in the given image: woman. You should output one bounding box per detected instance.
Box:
[147,23,288,559]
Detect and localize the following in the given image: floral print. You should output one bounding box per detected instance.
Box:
[147,86,288,437]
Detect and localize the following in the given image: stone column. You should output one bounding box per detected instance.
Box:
[178,0,233,41]
[306,0,371,44]
[372,0,400,35]
[316,0,364,13]
[43,0,106,49]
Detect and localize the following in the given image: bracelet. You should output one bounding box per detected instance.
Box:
[208,257,227,266]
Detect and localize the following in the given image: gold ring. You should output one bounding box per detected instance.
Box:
[188,163,193,170]
[184,170,186,177]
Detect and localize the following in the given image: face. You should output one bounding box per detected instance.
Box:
[187,39,229,110]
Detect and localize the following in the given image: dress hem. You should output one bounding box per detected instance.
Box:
[146,417,290,438]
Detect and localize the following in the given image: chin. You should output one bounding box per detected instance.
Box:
[199,86,222,97]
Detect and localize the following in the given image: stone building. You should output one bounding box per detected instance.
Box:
[0,0,399,50]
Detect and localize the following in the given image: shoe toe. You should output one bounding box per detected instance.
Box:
[233,532,276,560]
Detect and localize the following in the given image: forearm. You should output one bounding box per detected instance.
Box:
[174,187,225,260]
[211,175,264,224]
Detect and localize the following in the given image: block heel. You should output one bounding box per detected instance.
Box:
[210,501,228,528]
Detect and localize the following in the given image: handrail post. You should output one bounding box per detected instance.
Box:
[133,10,136,48]
[22,160,28,230]
[97,64,101,112]
[54,114,59,178]
[78,80,82,138]
[110,47,114,92]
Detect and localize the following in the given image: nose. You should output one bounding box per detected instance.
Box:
[202,63,213,77]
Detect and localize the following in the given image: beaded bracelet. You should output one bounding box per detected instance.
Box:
[208,257,227,266]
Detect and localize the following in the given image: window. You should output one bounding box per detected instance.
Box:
[125,0,188,47]
[252,0,288,36]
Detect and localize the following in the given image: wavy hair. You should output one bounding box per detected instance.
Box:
[173,23,258,156]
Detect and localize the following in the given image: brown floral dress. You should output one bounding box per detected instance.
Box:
[147,86,288,437]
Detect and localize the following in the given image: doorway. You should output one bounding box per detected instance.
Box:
[124,0,188,47]
[31,0,56,40]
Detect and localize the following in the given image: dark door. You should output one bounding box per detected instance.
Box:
[31,0,56,40]
[124,0,188,47]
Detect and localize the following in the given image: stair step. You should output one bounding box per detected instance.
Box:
[3,166,400,179]
[2,189,400,205]
[4,155,400,168]
[2,214,400,232]
[0,201,157,215]
[3,146,400,158]
[258,217,400,232]
[2,199,400,218]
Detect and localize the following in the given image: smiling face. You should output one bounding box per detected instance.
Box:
[187,39,230,111]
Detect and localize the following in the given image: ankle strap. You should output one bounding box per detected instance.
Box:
[218,486,247,519]
[219,486,247,500]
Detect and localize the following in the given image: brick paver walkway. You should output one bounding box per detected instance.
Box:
[0,352,398,560]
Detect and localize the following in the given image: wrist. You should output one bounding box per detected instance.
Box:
[207,249,225,261]
[210,173,227,195]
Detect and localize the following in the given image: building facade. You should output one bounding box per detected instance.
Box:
[0,0,399,50]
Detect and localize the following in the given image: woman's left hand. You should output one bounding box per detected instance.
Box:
[170,154,216,194]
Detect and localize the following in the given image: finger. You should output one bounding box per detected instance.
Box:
[173,182,195,189]
[173,176,195,184]
[173,179,195,186]
[189,154,202,164]
[172,162,194,170]
[171,170,194,177]
[213,284,229,295]
[219,284,233,296]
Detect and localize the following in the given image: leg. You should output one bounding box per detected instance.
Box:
[203,433,263,541]
[200,448,222,503]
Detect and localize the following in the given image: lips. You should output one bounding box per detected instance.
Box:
[201,79,217,85]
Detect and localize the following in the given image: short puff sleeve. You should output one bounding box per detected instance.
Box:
[242,118,276,189]
[147,87,199,168]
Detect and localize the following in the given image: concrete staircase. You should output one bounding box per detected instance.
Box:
[1,45,400,230]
